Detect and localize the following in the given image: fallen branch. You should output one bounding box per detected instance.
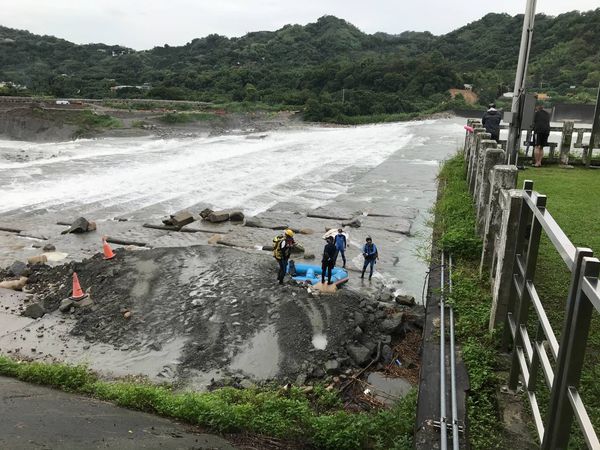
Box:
[0,226,22,233]
[105,237,147,247]
[143,223,220,233]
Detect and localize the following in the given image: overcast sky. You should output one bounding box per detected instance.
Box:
[1,0,598,50]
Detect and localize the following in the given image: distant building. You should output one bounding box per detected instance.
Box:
[110,84,152,92]
[55,100,70,105]
[0,81,27,90]
[463,84,473,91]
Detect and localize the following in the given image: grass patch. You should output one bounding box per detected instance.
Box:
[31,107,122,137]
[435,152,504,449]
[158,112,219,124]
[0,354,416,449]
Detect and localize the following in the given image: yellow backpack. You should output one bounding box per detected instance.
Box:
[272,235,284,259]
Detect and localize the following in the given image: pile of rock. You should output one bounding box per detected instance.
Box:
[200,208,245,223]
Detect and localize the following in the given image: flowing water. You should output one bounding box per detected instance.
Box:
[0,120,463,220]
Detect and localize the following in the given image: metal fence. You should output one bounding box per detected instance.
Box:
[502,179,600,449]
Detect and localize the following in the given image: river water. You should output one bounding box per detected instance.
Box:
[1,119,463,217]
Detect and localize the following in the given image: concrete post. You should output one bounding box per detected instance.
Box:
[559,121,574,166]
[476,147,506,237]
[468,129,490,196]
[480,165,518,274]
[489,189,524,330]
[467,127,485,188]
[474,140,501,214]
[464,120,482,175]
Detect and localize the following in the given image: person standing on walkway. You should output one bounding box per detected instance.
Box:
[532,104,551,167]
[273,229,295,284]
[361,236,379,280]
[334,228,347,268]
[321,236,337,285]
[482,103,502,141]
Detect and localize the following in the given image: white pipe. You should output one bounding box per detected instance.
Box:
[449,254,459,450]
[440,251,447,449]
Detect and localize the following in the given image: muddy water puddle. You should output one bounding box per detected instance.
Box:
[366,372,413,406]
[229,324,280,379]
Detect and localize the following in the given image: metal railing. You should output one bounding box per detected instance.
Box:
[503,179,600,449]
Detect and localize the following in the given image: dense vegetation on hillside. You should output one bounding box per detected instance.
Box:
[1,10,599,122]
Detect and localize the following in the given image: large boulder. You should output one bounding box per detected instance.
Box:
[163,211,195,228]
[324,360,341,375]
[59,298,74,313]
[379,313,405,335]
[8,261,27,277]
[354,311,366,328]
[395,294,416,306]
[0,276,28,291]
[206,211,230,223]
[347,343,373,366]
[229,211,245,222]
[61,217,96,234]
[22,303,45,319]
[199,208,213,219]
[27,255,48,265]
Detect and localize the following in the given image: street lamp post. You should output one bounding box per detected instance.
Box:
[506,0,537,164]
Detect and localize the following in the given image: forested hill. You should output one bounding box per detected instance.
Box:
[1,10,599,122]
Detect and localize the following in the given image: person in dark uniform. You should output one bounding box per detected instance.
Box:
[361,237,379,280]
[334,228,347,268]
[481,103,502,141]
[321,236,337,285]
[532,104,551,167]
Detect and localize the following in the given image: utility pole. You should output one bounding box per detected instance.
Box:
[506,0,537,164]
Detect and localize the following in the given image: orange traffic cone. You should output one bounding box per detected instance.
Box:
[71,272,86,300]
[102,237,116,260]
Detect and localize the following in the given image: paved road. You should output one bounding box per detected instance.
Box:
[0,377,236,449]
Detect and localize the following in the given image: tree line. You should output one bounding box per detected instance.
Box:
[0,10,599,122]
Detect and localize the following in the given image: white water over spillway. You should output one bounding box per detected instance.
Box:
[0,120,462,219]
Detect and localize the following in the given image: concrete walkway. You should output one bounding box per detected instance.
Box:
[0,377,236,449]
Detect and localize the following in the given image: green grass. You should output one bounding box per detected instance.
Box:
[0,355,416,449]
[435,153,504,449]
[517,167,600,448]
[31,107,122,137]
[158,112,220,124]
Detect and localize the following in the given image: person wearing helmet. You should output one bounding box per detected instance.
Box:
[361,236,379,280]
[273,229,295,284]
[334,228,347,268]
[321,235,337,285]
